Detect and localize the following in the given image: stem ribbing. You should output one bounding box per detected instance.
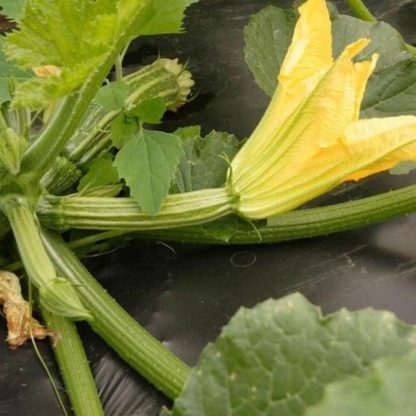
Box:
[38,188,234,231]
[41,230,190,400]
[42,310,104,416]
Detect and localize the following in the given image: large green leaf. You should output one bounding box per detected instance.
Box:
[172,129,240,193]
[163,293,416,416]
[244,6,416,118]
[1,0,151,108]
[137,0,198,36]
[331,15,415,118]
[0,47,31,104]
[114,129,183,215]
[243,6,295,97]
[305,352,416,415]
[0,0,26,20]
[77,157,119,192]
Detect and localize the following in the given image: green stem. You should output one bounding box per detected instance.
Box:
[42,310,104,416]
[345,0,376,22]
[41,229,190,400]
[38,184,416,243]
[115,55,124,81]
[38,188,234,231]
[144,184,416,244]
[1,195,90,320]
[4,232,125,274]
[345,0,416,57]
[7,184,416,271]
[19,94,83,182]
[1,196,57,288]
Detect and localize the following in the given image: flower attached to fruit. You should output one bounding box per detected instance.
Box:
[229,0,416,219]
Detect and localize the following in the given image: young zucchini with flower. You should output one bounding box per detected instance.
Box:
[40,0,416,235]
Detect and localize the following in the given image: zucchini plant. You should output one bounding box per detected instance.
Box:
[1,0,416,414]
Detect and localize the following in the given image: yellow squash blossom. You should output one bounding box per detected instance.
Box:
[229,0,416,219]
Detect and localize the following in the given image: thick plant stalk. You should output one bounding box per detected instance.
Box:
[1,196,90,320]
[42,310,104,416]
[38,184,416,243]
[41,230,190,400]
[37,188,234,231]
[141,184,416,243]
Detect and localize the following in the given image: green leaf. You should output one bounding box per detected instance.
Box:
[0,47,31,104]
[129,97,166,124]
[305,352,416,416]
[39,277,91,321]
[244,6,416,118]
[95,80,130,111]
[2,0,151,108]
[0,126,27,174]
[111,113,139,149]
[192,215,257,243]
[171,130,240,193]
[244,6,295,97]
[163,293,416,416]
[77,157,119,192]
[0,0,26,20]
[389,161,416,175]
[331,15,416,118]
[174,125,202,140]
[114,129,183,215]
[137,0,199,36]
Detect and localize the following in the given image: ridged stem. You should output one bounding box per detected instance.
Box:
[38,188,234,231]
[38,184,416,244]
[1,196,89,319]
[42,310,104,416]
[41,230,190,400]
[143,184,416,243]
[1,196,57,288]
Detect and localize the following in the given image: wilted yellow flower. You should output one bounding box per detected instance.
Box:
[229,0,416,219]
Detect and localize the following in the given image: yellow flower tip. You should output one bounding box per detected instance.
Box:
[32,65,63,78]
[342,37,371,59]
[354,53,379,119]
[278,0,332,88]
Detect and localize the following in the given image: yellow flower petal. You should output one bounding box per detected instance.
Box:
[244,116,416,218]
[230,0,333,177]
[233,39,369,201]
[343,116,416,180]
[353,53,379,119]
[279,0,332,89]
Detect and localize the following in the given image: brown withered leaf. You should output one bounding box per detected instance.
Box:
[0,271,57,349]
